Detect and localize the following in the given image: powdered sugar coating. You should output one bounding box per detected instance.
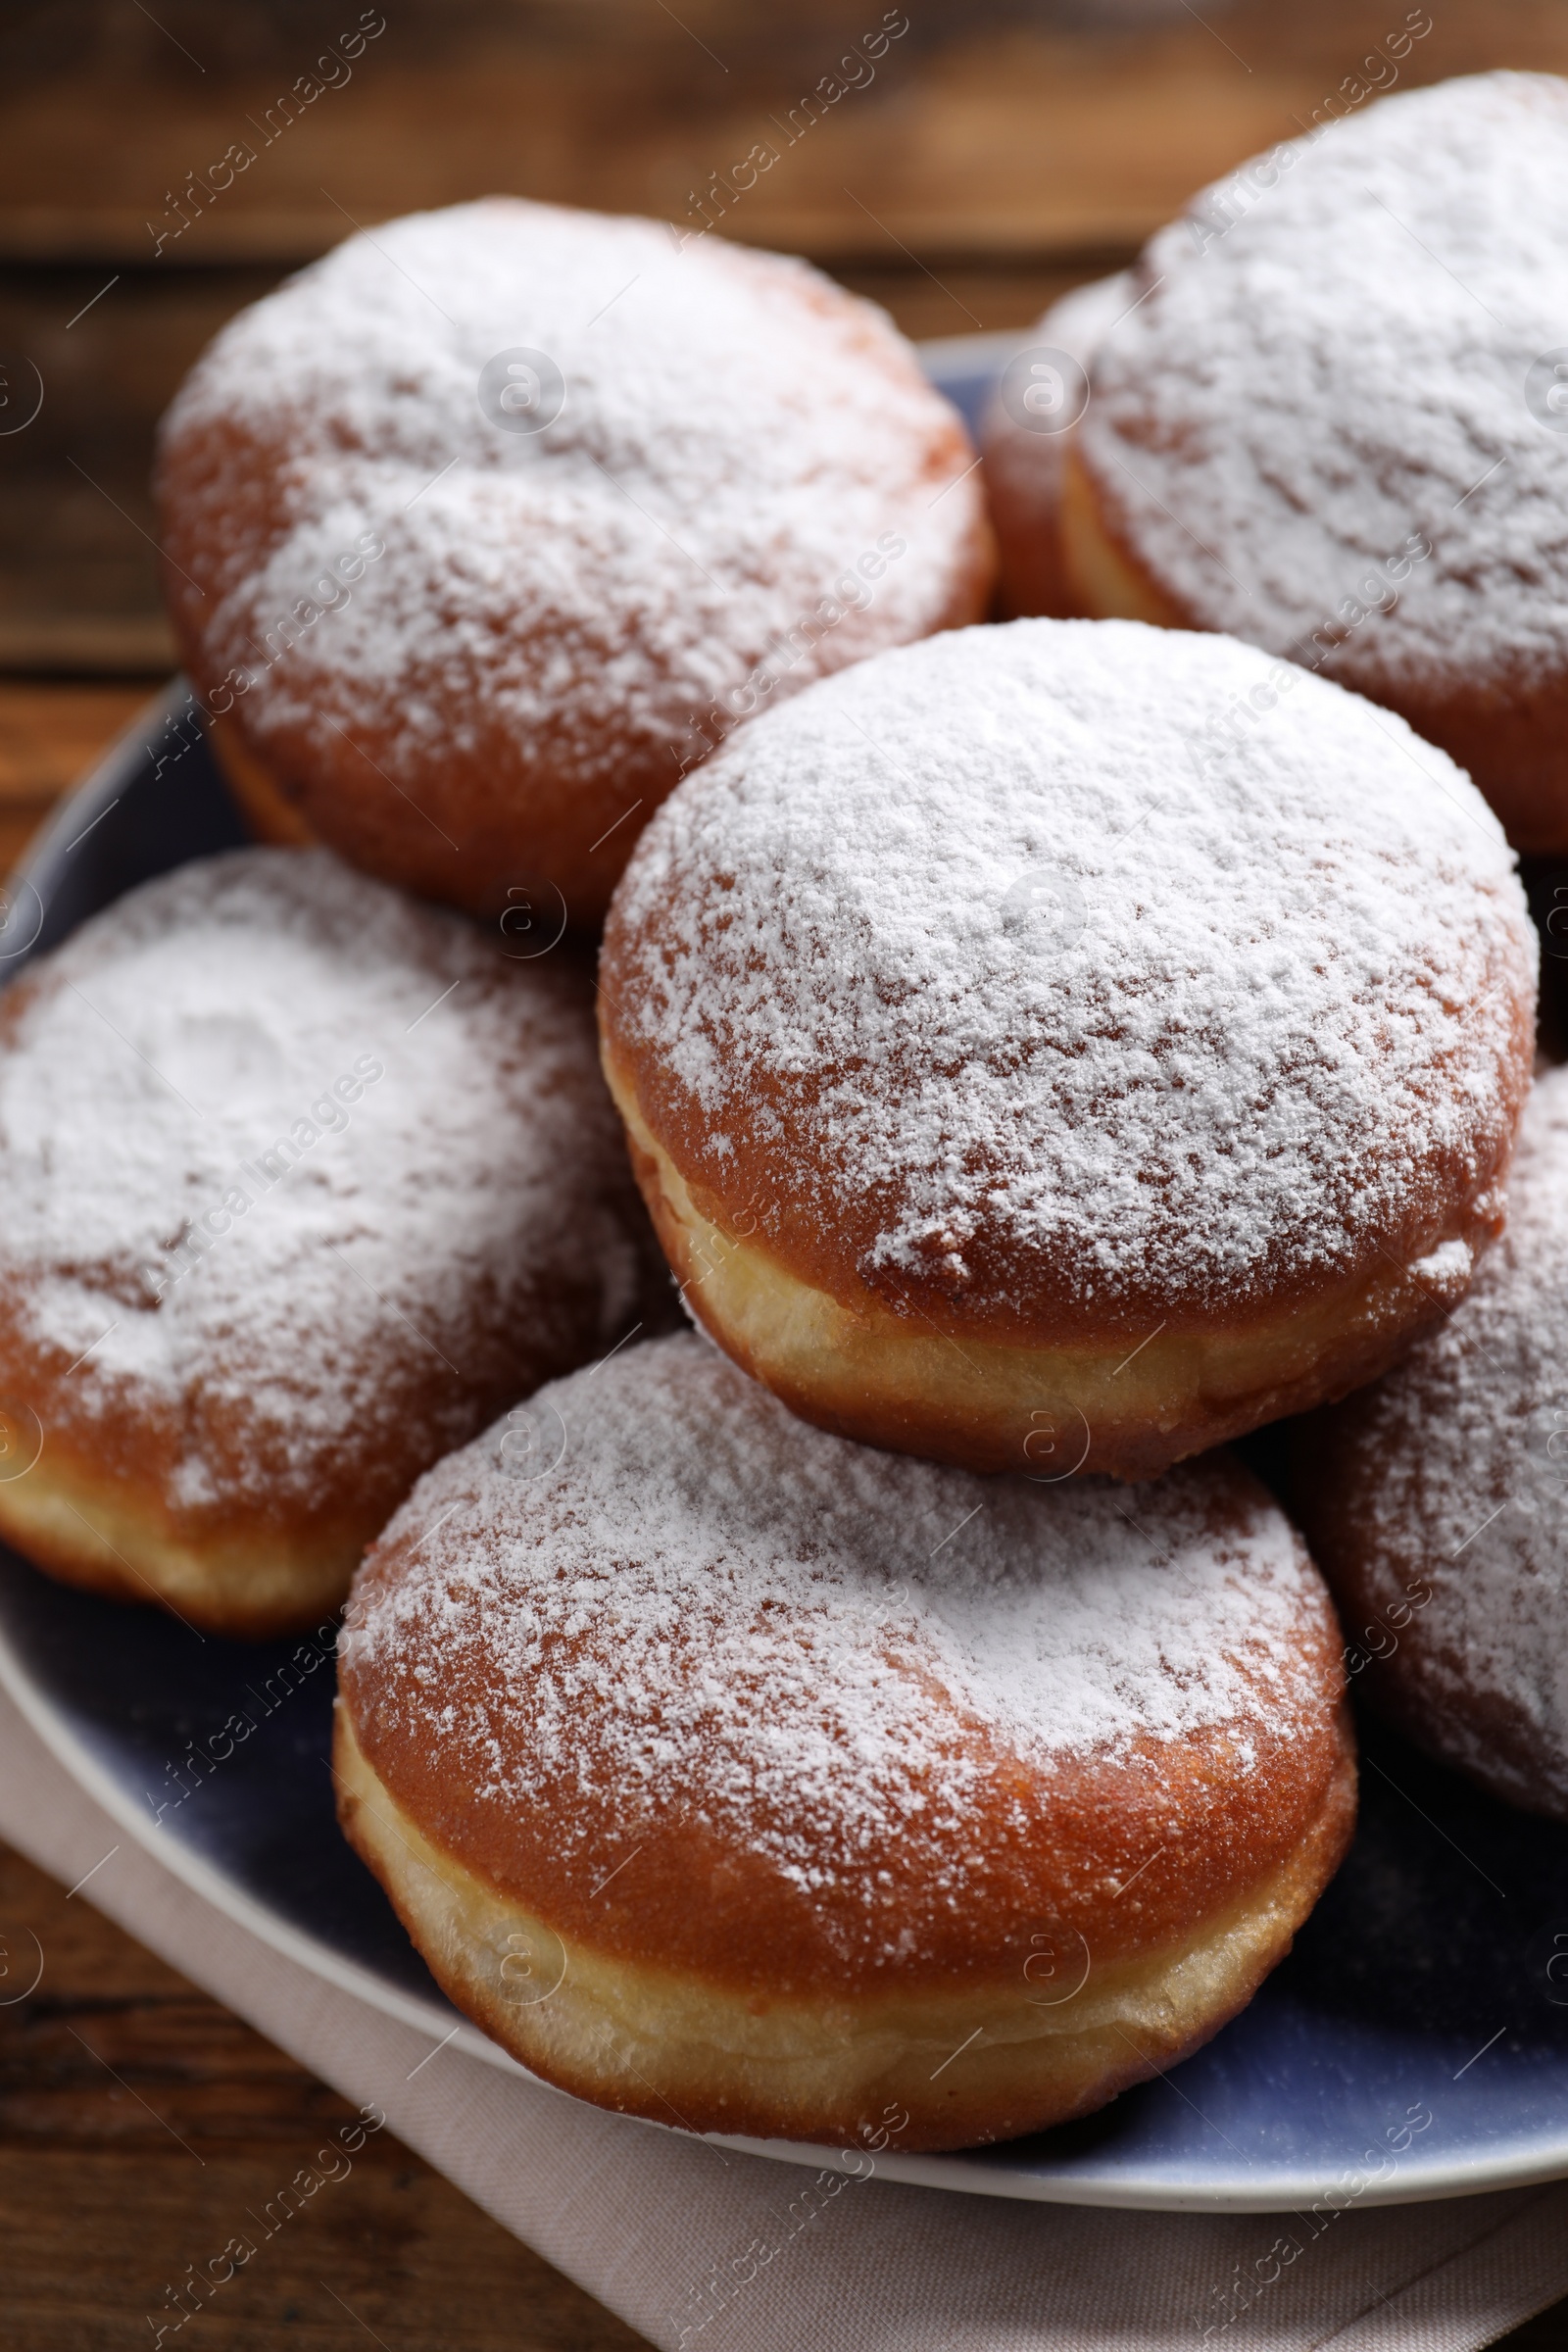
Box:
[1078,74,1568,703]
[1304,1068,1568,1814]
[0,848,648,1517]
[156,199,986,880]
[604,618,1534,1333]
[341,1332,1339,1963]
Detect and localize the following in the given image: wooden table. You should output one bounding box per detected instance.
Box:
[7,2,1568,2336]
[0,1836,648,2350]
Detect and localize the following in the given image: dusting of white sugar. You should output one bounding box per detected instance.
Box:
[1078,74,1568,703]
[605,617,1534,1330]
[1310,1066,1568,1812]
[156,199,983,806]
[342,1333,1334,1949]
[0,848,649,1512]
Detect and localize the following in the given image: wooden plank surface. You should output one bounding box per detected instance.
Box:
[0,1836,653,2350]
[4,0,1568,265]
[0,681,151,873]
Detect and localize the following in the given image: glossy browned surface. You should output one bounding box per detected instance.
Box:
[335,1697,1358,2149]
[604,1053,1524,1483]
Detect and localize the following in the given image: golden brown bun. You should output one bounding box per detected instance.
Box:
[0,848,671,1638]
[335,1334,1356,2148]
[1057,452,1568,857]
[0,1436,361,1641]
[600,620,1536,1482]
[1293,1067,1568,1819]
[157,200,995,929]
[1048,78,1568,855]
[1064,445,1568,853]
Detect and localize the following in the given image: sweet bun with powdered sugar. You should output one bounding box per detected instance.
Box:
[1014,74,1568,852]
[1297,1066,1568,1819]
[334,1332,1356,2150]
[598,616,1536,1482]
[0,847,665,1638]
[156,198,994,927]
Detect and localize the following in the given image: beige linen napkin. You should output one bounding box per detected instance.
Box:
[2,1681,1565,2352]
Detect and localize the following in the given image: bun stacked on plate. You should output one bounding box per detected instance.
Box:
[337,1332,1355,2150]
[982,73,1568,851]
[0,849,666,1637]
[156,199,995,930]
[599,619,1534,1479]
[4,119,1556,2149]
[336,590,1539,2152]
[1296,1067,1568,1821]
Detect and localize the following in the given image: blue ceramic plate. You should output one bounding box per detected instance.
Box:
[1,343,1566,2214]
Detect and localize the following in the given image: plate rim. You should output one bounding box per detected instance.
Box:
[5,519,1568,2213]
